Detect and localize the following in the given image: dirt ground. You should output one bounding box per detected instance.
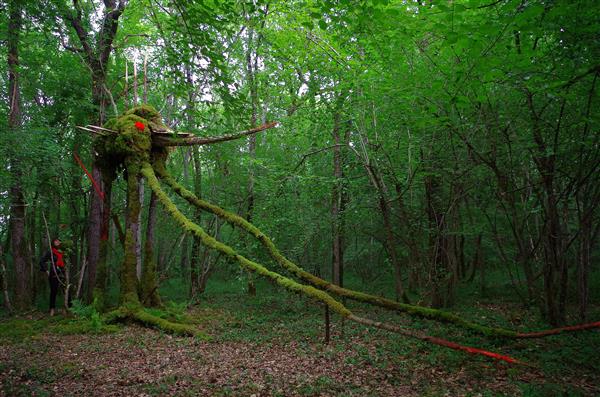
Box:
[3,323,595,397]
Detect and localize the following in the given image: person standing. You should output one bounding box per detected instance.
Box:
[39,238,66,316]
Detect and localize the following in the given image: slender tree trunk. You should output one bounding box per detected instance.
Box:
[180,149,191,278]
[120,161,142,305]
[525,91,570,325]
[423,157,451,308]
[141,190,161,307]
[0,243,12,312]
[576,188,598,322]
[331,111,345,288]
[86,163,103,303]
[92,167,115,308]
[368,165,410,302]
[27,199,38,303]
[245,24,259,296]
[68,180,80,278]
[7,0,30,310]
[136,176,144,280]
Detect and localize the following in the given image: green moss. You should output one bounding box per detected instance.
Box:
[94,105,165,170]
[0,316,120,343]
[124,104,164,126]
[141,239,162,307]
[104,304,208,338]
[155,164,520,338]
[103,306,130,324]
[0,318,46,343]
[51,319,120,335]
[141,162,352,318]
[133,310,209,338]
[118,160,143,306]
[119,230,140,306]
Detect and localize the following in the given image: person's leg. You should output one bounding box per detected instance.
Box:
[49,275,58,315]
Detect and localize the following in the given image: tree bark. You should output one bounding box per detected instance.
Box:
[141,190,162,307]
[7,0,30,310]
[0,243,13,312]
[331,111,346,288]
[120,161,142,305]
[62,0,127,304]
[245,22,259,296]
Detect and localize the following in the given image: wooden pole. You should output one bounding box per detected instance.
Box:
[125,60,129,109]
[143,53,148,103]
[133,60,138,106]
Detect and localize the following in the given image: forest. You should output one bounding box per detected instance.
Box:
[1,0,599,395]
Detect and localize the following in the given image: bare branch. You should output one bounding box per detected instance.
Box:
[154,122,278,147]
[75,126,108,135]
[86,125,117,133]
[293,144,346,172]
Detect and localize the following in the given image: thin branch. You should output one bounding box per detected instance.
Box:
[85,125,117,133]
[154,122,278,147]
[293,144,346,171]
[562,64,600,89]
[75,126,108,135]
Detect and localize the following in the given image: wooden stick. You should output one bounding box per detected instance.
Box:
[133,60,138,106]
[85,125,117,133]
[143,53,148,103]
[125,60,129,109]
[517,321,600,338]
[348,314,529,366]
[154,121,278,147]
[75,126,108,135]
[76,258,87,299]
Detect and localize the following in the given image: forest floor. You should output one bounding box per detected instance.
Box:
[1,278,599,396]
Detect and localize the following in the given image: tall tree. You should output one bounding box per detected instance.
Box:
[56,0,128,304]
[7,0,30,310]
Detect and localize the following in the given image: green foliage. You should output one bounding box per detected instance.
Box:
[0,313,120,344]
[69,299,105,332]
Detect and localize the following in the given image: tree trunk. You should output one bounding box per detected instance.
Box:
[136,176,144,280]
[91,166,115,308]
[245,24,259,297]
[63,0,126,305]
[7,0,30,310]
[331,111,346,288]
[86,163,102,303]
[120,161,142,305]
[0,243,12,312]
[141,190,162,307]
[180,149,191,278]
[424,164,452,308]
[527,92,566,326]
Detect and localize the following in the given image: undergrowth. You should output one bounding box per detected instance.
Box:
[0,302,121,344]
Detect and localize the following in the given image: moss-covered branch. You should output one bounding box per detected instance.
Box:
[142,162,525,364]
[142,162,351,317]
[153,163,520,338]
[104,303,205,337]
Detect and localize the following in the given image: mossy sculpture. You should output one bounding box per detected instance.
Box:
[84,105,599,363]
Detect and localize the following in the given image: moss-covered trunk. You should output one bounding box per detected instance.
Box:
[141,190,162,307]
[120,160,142,306]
